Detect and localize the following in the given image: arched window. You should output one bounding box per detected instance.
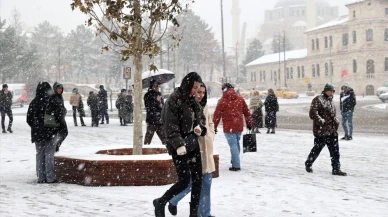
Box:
[329,36,333,47]
[385,57,388,71]
[254,72,257,81]
[270,70,273,81]
[297,66,301,78]
[385,28,388,41]
[312,64,316,77]
[312,39,315,50]
[302,66,305,78]
[353,31,357,43]
[342,33,349,46]
[316,39,319,50]
[325,63,329,76]
[330,61,334,76]
[290,67,294,79]
[366,29,373,42]
[367,59,374,78]
[260,71,262,82]
[324,36,328,48]
[263,70,266,81]
[353,60,357,73]
[316,64,320,77]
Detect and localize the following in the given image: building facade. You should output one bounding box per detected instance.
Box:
[247,0,388,95]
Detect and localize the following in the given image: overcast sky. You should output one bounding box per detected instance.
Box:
[1,0,352,51]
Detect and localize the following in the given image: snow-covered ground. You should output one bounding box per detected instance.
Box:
[1,116,388,216]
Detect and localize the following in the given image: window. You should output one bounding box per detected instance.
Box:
[353,10,356,18]
[260,71,262,82]
[251,72,253,82]
[290,67,294,79]
[385,8,388,16]
[330,61,333,76]
[342,33,349,46]
[312,65,316,77]
[385,28,388,41]
[316,39,319,50]
[312,39,315,50]
[286,67,290,79]
[353,31,357,43]
[366,29,373,42]
[297,66,301,78]
[367,59,374,78]
[329,36,333,47]
[263,70,266,81]
[353,59,357,73]
[302,66,305,78]
[270,70,273,81]
[324,36,328,48]
[278,70,281,83]
[316,64,320,77]
[325,63,329,76]
[385,57,388,71]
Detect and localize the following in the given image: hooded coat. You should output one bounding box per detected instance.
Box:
[161,72,203,153]
[264,93,279,129]
[46,82,68,147]
[98,87,108,110]
[213,88,252,133]
[310,92,339,137]
[198,84,216,174]
[27,82,54,143]
[0,89,12,109]
[340,84,356,113]
[144,85,164,125]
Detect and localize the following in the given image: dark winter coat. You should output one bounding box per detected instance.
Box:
[87,93,99,112]
[116,93,130,119]
[309,93,339,137]
[98,88,108,110]
[0,89,13,109]
[340,87,356,113]
[46,82,68,147]
[161,72,203,152]
[264,94,279,129]
[27,82,54,143]
[144,89,164,125]
[126,95,133,113]
[213,88,252,133]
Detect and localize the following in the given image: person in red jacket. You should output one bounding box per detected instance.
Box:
[213,83,252,171]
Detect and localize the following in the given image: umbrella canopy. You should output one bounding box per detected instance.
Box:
[142,69,175,88]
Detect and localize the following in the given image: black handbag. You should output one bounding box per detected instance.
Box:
[243,131,257,153]
[184,133,199,153]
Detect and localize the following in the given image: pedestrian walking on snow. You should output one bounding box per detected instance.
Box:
[264,89,279,134]
[87,91,100,127]
[0,84,13,133]
[69,88,86,127]
[340,83,356,140]
[305,83,347,176]
[249,91,264,133]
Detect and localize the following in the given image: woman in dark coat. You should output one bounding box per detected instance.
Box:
[154,72,204,217]
[249,91,264,133]
[27,82,68,183]
[116,89,130,126]
[264,88,279,134]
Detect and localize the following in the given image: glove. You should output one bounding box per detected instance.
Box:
[194,125,202,136]
[177,146,187,156]
[214,129,218,134]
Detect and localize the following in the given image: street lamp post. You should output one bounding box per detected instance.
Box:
[221,0,226,83]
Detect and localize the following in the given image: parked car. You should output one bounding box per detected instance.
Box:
[275,87,299,99]
[7,84,28,107]
[376,80,388,96]
[379,92,388,102]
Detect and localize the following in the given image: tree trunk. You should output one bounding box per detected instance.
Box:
[132,0,143,155]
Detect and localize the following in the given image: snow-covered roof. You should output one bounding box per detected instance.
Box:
[246,49,307,67]
[293,20,307,27]
[305,15,348,33]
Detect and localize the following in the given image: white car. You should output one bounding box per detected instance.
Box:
[379,92,388,102]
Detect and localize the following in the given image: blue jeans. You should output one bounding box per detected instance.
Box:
[342,111,353,137]
[169,173,213,217]
[224,132,242,168]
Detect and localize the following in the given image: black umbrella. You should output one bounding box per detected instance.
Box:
[142,69,175,88]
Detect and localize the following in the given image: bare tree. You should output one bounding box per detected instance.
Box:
[71,0,192,155]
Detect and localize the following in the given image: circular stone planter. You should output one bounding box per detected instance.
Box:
[55,147,219,186]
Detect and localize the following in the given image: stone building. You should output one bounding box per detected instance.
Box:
[259,0,339,53]
[247,0,388,96]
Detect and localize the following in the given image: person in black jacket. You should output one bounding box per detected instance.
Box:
[0,84,13,133]
[153,72,204,217]
[87,91,100,127]
[340,83,356,140]
[98,85,109,124]
[27,82,68,183]
[264,88,279,134]
[144,80,166,145]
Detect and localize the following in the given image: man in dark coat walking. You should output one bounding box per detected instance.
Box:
[264,89,279,134]
[340,83,356,140]
[153,72,204,217]
[87,91,100,127]
[143,80,167,145]
[305,83,347,176]
[0,84,13,133]
[98,85,109,124]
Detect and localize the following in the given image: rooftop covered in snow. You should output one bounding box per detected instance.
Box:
[246,49,307,67]
[305,15,348,33]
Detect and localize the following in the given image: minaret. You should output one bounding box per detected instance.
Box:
[306,0,317,30]
[231,0,241,51]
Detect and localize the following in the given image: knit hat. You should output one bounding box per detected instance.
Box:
[72,88,79,94]
[221,83,234,91]
[100,85,104,89]
[2,84,8,89]
[323,83,335,92]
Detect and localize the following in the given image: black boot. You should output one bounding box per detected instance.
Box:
[106,117,109,124]
[2,129,6,133]
[153,198,166,217]
[332,170,347,176]
[120,118,123,126]
[270,128,275,134]
[80,117,86,126]
[305,166,313,173]
[168,203,177,216]
[266,128,270,134]
[7,127,12,133]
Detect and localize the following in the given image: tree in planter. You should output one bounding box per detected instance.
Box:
[71,0,191,155]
